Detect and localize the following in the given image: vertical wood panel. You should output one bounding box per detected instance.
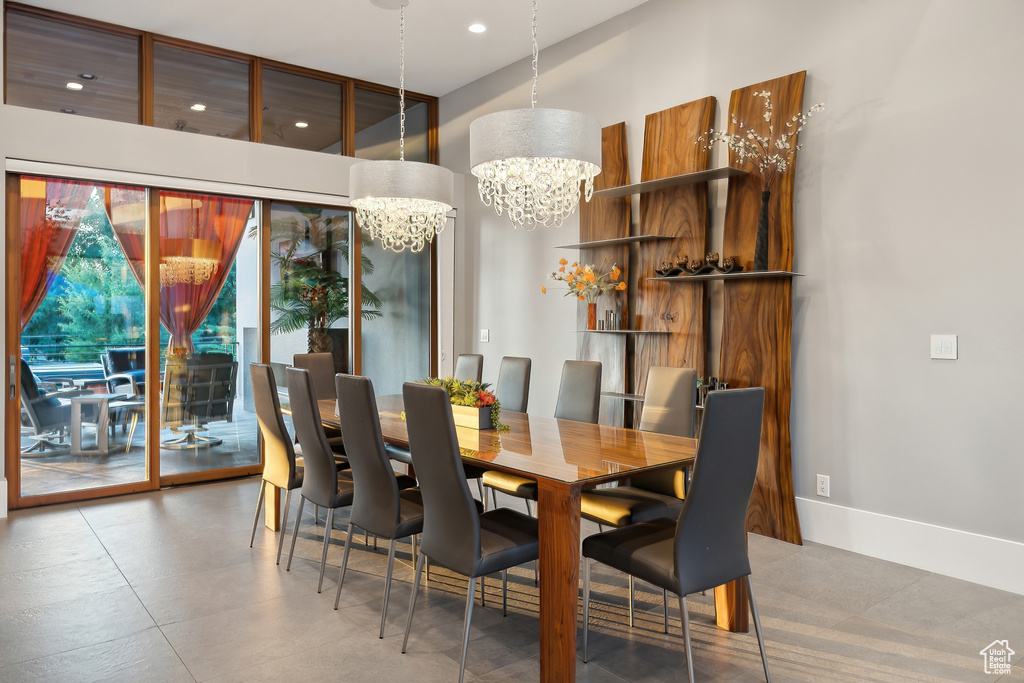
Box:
[139,33,153,126]
[6,175,23,507]
[720,71,805,545]
[577,123,630,426]
[249,57,262,143]
[634,98,715,393]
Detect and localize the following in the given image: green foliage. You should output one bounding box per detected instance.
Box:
[254,206,384,343]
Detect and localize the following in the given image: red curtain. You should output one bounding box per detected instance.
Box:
[19,177,95,331]
[107,190,253,353]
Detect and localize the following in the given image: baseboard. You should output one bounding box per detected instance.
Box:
[0,478,7,518]
[796,497,1024,596]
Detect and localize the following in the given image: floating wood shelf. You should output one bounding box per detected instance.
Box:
[593,166,748,199]
[647,271,804,282]
[601,391,645,401]
[577,330,671,334]
[555,235,672,249]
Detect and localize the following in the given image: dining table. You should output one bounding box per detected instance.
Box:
[283,393,741,681]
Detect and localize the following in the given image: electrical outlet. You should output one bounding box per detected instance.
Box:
[816,474,830,498]
[479,329,490,343]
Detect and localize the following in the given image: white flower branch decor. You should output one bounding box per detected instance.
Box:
[699,92,824,270]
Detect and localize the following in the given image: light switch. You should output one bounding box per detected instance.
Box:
[480,329,490,343]
[930,334,957,360]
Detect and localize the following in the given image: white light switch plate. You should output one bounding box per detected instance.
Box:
[479,329,490,343]
[930,334,957,360]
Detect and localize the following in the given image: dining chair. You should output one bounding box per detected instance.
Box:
[483,359,601,513]
[453,353,484,383]
[581,387,769,683]
[248,363,304,565]
[284,367,356,593]
[494,356,531,413]
[293,352,346,454]
[332,374,424,638]
[580,366,697,628]
[400,382,539,683]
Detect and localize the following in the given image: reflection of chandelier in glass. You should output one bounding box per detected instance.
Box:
[349,0,454,253]
[160,198,221,287]
[469,0,601,230]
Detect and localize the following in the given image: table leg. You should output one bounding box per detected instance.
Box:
[714,579,749,632]
[265,483,281,531]
[537,479,581,682]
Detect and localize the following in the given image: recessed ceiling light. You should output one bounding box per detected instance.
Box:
[190,103,207,112]
[59,108,76,114]
[468,23,486,33]
[77,73,97,80]
[295,121,309,128]
[217,132,229,137]
[66,82,84,91]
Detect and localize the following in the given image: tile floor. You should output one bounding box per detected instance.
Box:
[1,478,1022,682]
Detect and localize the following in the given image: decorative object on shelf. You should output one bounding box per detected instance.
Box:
[416,377,508,431]
[545,257,626,329]
[469,0,601,230]
[349,0,454,253]
[706,252,743,275]
[699,92,824,270]
[655,252,743,278]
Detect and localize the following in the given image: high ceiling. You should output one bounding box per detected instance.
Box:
[22,0,651,97]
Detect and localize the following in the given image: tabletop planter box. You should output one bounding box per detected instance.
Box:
[451,404,495,430]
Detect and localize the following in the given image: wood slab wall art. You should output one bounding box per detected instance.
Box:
[720,70,806,545]
[633,97,715,395]
[576,122,630,426]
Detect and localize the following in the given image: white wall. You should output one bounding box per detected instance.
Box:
[439,0,1024,590]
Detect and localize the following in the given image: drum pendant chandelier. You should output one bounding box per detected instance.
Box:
[350,0,454,253]
[469,0,601,230]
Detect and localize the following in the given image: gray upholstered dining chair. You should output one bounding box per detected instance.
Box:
[494,356,531,413]
[248,363,304,565]
[482,359,601,513]
[581,387,770,683]
[284,367,356,592]
[580,365,697,628]
[333,374,424,638]
[453,353,484,383]
[400,382,539,683]
[293,352,345,454]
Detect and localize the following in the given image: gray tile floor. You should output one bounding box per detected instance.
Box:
[1,478,1022,682]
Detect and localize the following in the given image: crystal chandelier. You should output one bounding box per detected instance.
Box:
[350,0,454,253]
[469,0,601,230]
[160,198,221,287]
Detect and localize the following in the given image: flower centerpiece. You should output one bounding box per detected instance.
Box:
[417,377,509,432]
[542,257,626,329]
[699,92,824,270]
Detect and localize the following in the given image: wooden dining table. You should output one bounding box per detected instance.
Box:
[284,393,740,682]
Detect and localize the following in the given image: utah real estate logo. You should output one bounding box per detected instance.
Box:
[980,640,1014,675]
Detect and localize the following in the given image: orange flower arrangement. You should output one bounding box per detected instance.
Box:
[545,257,626,303]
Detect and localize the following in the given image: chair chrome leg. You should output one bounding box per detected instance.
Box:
[628,575,635,627]
[402,553,426,654]
[598,523,604,533]
[491,488,498,510]
[480,576,486,608]
[679,594,695,683]
[525,499,533,517]
[276,489,292,565]
[476,478,484,503]
[502,569,508,617]
[663,589,669,633]
[249,479,266,548]
[314,503,319,525]
[317,508,334,593]
[583,560,591,663]
[379,538,397,639]
[459,576,477,683]
[334,521,355,610]
[286,497,305,571]
[746,576,771,683]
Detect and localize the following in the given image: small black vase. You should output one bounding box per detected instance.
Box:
[753,189,771,271]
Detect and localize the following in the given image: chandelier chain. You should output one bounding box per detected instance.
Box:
[399,3,406,161]
[531,0,538,108]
